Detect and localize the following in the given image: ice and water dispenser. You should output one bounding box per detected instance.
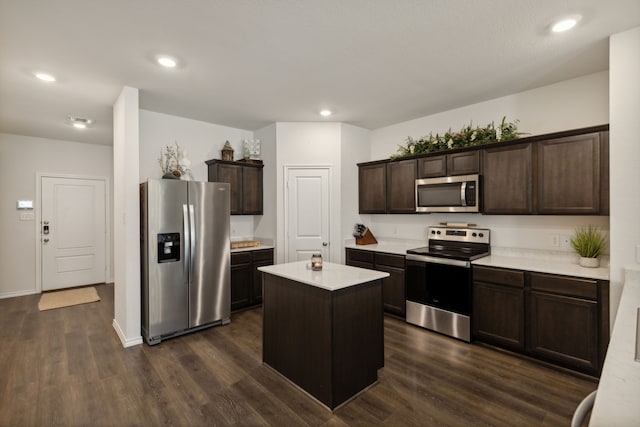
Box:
[157,233,180,263]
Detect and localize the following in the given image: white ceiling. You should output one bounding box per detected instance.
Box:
[1,1,639,146]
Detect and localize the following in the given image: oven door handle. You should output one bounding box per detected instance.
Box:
[406,253,471,268]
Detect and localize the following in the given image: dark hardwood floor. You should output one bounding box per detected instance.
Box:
[0,283,596,426]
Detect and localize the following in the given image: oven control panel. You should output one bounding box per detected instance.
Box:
[427,226,490,244]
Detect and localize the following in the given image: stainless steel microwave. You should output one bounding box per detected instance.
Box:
[415,174,480,213]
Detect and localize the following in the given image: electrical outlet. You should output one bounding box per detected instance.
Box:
[560,235,571,249]
[551,235,560,247]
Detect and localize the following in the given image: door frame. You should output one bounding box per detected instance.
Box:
[283,165,332,264]
[35,173,111,293]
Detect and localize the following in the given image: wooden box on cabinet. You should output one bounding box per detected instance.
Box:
[206,159,263,215]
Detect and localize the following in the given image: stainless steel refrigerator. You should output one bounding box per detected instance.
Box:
[140,179,231,345]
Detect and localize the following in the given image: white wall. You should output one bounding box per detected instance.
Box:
[339,123,371,262]
[274,122,342,264]
[139,110,256,239]
[0,133,113,299]
[366,72,610,252]
[370,71,609,160]
[609,27,640,321]
[112,87,142,347]
[254,123,277,247]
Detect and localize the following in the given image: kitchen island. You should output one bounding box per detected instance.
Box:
[258,261,389,410]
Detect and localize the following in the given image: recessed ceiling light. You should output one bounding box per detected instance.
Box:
[156,55,177,68]
[551,15,581,33]
[34,72,56,82]
[66,116,94,129]
[319,109,332,117]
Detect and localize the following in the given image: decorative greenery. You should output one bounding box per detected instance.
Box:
[570,226,607,258]
[391,116,521,159]
[159,141,193,179]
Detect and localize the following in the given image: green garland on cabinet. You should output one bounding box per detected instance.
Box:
[391,116,522,159]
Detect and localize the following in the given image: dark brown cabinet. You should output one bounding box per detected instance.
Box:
[206,159,263,215]
[231,248,274,311]
[358,159,416,214]
[358,162,386,214]
[472,266,525,351]
[346,248,406,317]
[386,159,417,213]
[482,143,533,214]
[537,132,604,214]
[417,151,479,178]
[472,265,609,376]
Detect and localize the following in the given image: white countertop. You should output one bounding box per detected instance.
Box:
[590,269,640,426]
[230,244,274,253]
[472,254,610,281]
[345,239,425,256]
[258,261,389,291]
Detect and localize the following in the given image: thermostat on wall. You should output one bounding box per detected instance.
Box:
[17,200,33,209]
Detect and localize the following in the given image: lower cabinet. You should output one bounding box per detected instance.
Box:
[231,248,274,311]
[473,265,609,376]
[346,248,406,317]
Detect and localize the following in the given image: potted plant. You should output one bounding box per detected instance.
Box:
[570,226,607,268]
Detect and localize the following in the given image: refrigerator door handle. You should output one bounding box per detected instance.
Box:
[183,203,190,285]
[188,204,196,281]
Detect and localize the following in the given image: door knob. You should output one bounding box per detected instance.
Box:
[44,238,49,243]
[322,242,328,247]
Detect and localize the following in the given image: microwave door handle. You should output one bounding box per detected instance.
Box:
[460,181,467,207]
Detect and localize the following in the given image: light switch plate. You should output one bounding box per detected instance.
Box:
[19,212,34,221]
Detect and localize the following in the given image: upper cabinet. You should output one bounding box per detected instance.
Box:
[417,151,479,178]
[359,159,416,214]
[386,159,417,213]
[537,132,605,215]
[358,162,387,214]
[206,159,263,215]
[358,125,609,216]
[482,143,533,214]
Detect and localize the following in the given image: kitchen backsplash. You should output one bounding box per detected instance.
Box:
[362,213,610,254]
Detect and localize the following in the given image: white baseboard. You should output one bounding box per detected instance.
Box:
[112,318,143,348]
[0,289,39,299]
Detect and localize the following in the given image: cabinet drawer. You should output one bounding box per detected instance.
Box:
[252,249,273,262]
[347,249,374,264]
[375,253,405,269]
[530,273,597,300]
[473,266,524,288]
[231,252,252,265]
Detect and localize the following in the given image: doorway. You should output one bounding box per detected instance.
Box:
[39,175,108,291]
[284,167,331,262]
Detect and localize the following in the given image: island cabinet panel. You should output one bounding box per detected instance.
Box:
[472,266,525,351]
[231,248,273,311]
[346,248,406,317]
[537,132,602,214]
[481,143,533,214]
[262,274,383,410]
[358,163,387,213]
[386,159,417,213]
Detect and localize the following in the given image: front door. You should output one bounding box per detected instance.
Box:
[41,176,106,291]
[285,167,330,262]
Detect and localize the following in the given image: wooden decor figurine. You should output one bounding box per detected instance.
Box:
[353,224,378,245]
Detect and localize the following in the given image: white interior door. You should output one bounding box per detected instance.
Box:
[41,176,106,291]
[285,167,330,262]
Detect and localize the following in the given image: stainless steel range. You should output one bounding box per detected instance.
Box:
[405,226,490,342]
